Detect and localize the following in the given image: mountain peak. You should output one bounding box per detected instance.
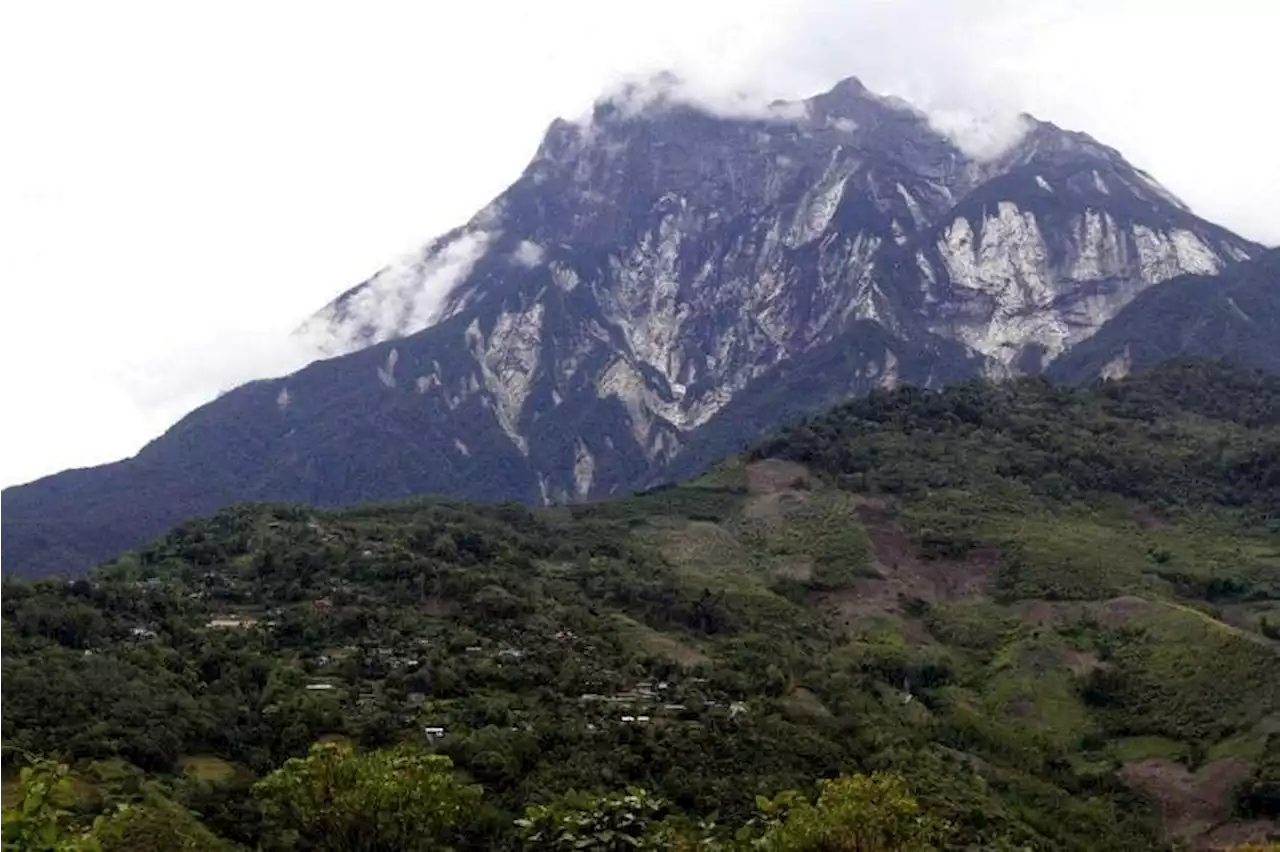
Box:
[589,70,688,123]
[822,75,871,100]
[3,72,1268,579]
[295,72,1256,371]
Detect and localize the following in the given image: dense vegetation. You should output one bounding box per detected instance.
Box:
[4,359,1279,850]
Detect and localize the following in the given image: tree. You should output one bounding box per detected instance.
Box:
[251,741,481,852]
[515,787,712,851]
[1,759,102,852]
[1236,733,1280,818]
[756,773,947,852]
[91,792,231,852]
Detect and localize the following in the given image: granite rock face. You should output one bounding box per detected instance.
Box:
[301,75,1257,473]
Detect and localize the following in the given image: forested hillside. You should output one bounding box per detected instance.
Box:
[4,359,1279,850]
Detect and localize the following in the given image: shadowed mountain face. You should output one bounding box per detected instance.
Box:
[1,75,1267,578]
[1049,248,1280,384]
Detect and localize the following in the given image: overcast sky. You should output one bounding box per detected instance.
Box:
[2,0,1277,488]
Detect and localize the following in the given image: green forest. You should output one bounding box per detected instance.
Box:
[4,359,1279,850]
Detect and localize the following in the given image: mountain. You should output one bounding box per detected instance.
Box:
[1,74,1268,578]
[5,362,1279,849]
[1049,248,1280,383]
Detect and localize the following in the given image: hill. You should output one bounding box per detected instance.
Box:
[4,360,1280,850]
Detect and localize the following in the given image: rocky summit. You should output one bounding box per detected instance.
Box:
[1,75,1270,578]
[292,73,1260,486]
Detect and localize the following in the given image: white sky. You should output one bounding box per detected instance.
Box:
[2,0,1277,488]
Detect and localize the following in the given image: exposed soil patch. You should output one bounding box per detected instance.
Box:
[855,500,998,601]
[743,490,811,522]
[743,460,814,522]
[818,497,997,635]
[180,755,238,784]
[654,520,748,580]
[613,614,710,667]
[639,631,709,667]
[745,459,812,495]
[1214,603,1247,631]
[421,598,458,617]
[1132,504,1169,530]
[1097,595,1159,627]
[1063,649,1104,676]
[1199,818,1280,850]
[1005,695,1037,719]
[937,746,996,778]
[1018,599,1069,627]
[1120,757,1256,844]
[1215,602,1280,638]
[785,687,833,718]
[771,556,815,583]
[1014,596,1158,629]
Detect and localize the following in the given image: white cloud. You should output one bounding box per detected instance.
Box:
[118,331,317,413]
[297,229,496,357]
[1,0,1277,487]
[511,241,546,269]
[587,70,813,124]
[926,110,1033,162]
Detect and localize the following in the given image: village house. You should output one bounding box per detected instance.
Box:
[206,615,259,629]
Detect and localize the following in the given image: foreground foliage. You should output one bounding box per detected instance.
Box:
[2,753,946,852]
[252,742,481,851]
[755,773,947,851]
[1,760,102,852]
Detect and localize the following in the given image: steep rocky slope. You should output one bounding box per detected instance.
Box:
[1050,248,1280,383]
[293,75,1264,479]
